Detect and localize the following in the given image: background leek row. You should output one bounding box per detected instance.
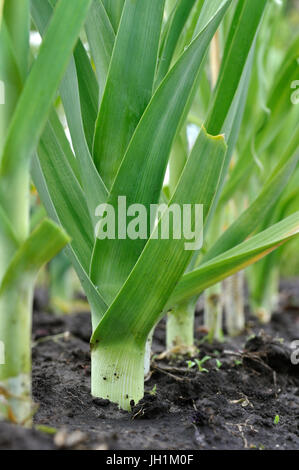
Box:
[0,0,92,423]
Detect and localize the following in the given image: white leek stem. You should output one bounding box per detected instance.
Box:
[144,328,154,377]
[0,287,33,425]
[223,271,245,336]
[204,283,223,342]
[251,267,279,324]
[166,301,195,350]
[91,339,145,411]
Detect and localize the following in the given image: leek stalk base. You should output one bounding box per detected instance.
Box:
[0,288,33,425]
[144,328,154,377]
[204,284,223,342]
[91,340,145,411]
[166,301,195,351]
[251,268,279,324]
[223,271,245,336]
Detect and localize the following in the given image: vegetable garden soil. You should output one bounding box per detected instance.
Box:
[0,279,298,450]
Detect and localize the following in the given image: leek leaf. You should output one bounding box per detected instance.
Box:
[85,0,115,98]
[91,2,230,304]
[3,0,29,80]
[0,0,92,175]
[93,0,165,189]
[205,0,267,135]
[101,0,125,33]
[92,129,226,345]
[31,155,108,327]
[171,212,299,306]
[203,127,299,262]
[155,0,196,86]
[0,220,69,293]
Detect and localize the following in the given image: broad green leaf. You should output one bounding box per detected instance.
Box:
[0,0,92,236]
[205,0,267,136]
[36,114,94,274]
[93,0,165,189]
[0,20,23,153]
[74,41,99,152]
[179,0,205,50]
[0,0,91,174]
[102,0,125,33]
[90,1,230,302]
[170,212,299,306]
[203,126,299,263]
[155,0,196,87]
[255,35,299,153]
[0,202,19,282]
[3,0,29,80]
[31,0,100,156]
[85,0,115,98]
[60,58,108,221]
[168,132,188,197]
[222,35,299,204]
[193,0,229,38]
[91,129,226,343]
[0,219,69,383]
[0,202,18,249]
[196,0,263,231]
[0,0,3,23]
[0,220,69,294]
[204,44,254,232]
[31,154,108,327]
[45,110,82,185]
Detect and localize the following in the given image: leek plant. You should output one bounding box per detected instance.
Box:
[204,283,223,342]
[168,0,299,344]
[0,0,92,423]
[222,200,246,337]
[248,167,299,322]
[29,0,299,411]
[225,0,299,323]
[201,0,299,336]
[223,271,245,336]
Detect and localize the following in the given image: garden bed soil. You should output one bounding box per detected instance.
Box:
[0,279,298,450]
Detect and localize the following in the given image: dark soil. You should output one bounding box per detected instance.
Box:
[0,279,298,450]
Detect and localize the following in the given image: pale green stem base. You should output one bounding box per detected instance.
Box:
[204,283,223,342]
[223,271,245,336]
[0,373,31,425]
[0,287,33,425]
[91,340,145,411]
[251,269,279,324]
[253,306,272,324]
[166,301,195,350]
[144,328,154,377]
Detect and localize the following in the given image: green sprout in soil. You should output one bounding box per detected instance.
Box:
[195,356,211,373]
[235,360,243,367]
[149,385,157,396]
[186,361,196,369]
[274,415,280,425]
